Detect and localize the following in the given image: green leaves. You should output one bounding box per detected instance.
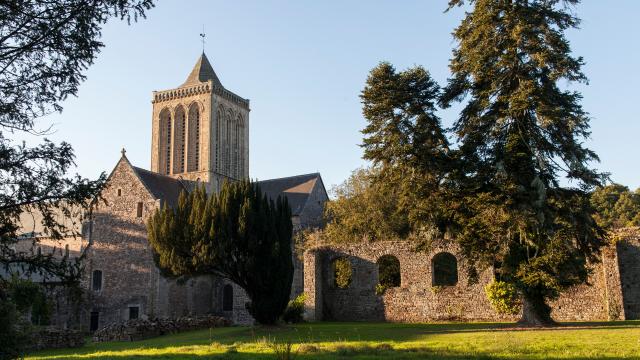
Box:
[147,181,293,325]
[591,184,640,230]
[485,280,522,315]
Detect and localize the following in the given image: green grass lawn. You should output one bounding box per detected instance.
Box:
[27,321,640,359]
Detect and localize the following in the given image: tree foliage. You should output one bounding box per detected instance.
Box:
[485,280,522,315]
[440,0,604,326]
[1,0,153,353]
[323,167,410,243]
[320,63,451,247]
[331,257,352,289]
[591,184,640,230]
[324,1,605,327]
[1,0,154,130]
[147,182,293,325]
[361,62,451,231]
[0,0,153,282]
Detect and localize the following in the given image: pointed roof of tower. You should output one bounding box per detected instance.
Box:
[181,53,222,87]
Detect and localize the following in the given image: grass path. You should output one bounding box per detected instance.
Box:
[27,321,640,359]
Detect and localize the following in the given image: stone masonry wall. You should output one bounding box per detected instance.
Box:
[617,235,640,319]
[85,158,161,329]
[291,179,329,298]
[305,240,622,322]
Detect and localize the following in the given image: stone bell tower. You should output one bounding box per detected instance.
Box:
[150,53,250,193]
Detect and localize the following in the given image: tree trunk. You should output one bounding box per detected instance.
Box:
[518,295,556,327]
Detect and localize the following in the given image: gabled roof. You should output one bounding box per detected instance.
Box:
[131,166,187,207]
[257,173,326,216]
[181,53,222,87]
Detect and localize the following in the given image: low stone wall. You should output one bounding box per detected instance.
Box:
[92,315,231,342]
[30,327,85,350]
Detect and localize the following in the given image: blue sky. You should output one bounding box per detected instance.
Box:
[31,1,640,191]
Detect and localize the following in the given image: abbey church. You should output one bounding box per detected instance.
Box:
[18,53,328,330]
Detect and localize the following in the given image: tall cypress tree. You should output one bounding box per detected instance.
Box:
[147,181,293,325]
[442,0,605,325]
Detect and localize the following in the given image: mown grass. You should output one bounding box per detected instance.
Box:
[27,321,640,359]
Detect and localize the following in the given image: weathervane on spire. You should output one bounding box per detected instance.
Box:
[199,25,206,53]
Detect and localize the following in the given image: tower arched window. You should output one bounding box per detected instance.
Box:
[215,108,223,173]
[225,110,233,176]
[238,115,245,178]
[159,108,172,175]
[234,114,241,178]
[172,105,186,174]
[187,103,200,172]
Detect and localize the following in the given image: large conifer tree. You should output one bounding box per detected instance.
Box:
[442,0,605,325]
[147,181,293,325]
[360,62,451,233]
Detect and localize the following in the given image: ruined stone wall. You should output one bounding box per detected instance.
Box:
[305,240,622,322]
[617,235,640,319]
[215,279,255,325]
[291,180,329,298]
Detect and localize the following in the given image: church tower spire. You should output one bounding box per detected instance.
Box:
[181,53,222,87]
[150,53,250,193]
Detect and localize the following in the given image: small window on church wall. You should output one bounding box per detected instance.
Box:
[432,252,458,286]
[332,257,352,289]
[92,270,103,291]
[222,284,233,311]
[136,202,143,217]
[117,189,121,196]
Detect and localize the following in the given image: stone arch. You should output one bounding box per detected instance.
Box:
[222,284,233,311]
[187,102,201,172]
[431,252,458,286]
[377,255,401,288]
[172,105,186,174]
[159,107,172,175]
[331,257,352,289]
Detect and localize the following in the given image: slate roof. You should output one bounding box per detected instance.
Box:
[131,166,187,207]
[257,173,324,216]
[181,53,222,87]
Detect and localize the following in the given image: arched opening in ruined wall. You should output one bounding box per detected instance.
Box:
[222,284,233,311]
[331,257,352,289]
[432,252,458,286]
[377,255,400,288]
